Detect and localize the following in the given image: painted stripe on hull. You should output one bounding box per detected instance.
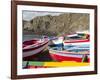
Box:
[23,40,48,49]
[23,41,48,52]
[49,50,89,58]
[63,39,89,43]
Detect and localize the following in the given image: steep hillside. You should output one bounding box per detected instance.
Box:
[23,13,89,36]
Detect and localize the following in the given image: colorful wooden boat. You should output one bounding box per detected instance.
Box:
[49,47,90,62]
[63,33,90,47]
[23,39,49,58]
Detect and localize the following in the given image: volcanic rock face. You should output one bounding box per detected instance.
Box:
[23,13,89,36]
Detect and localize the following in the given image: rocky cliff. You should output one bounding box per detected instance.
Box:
[23,13,89,36]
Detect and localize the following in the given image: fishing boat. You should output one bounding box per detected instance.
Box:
[23,38,49,58]
[49,47,90,62]
[63,33,90,47]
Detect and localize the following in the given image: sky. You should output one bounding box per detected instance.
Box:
[23,11,63,21]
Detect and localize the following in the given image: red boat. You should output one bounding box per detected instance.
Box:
[23,39,49,58]
[49,47,90,62]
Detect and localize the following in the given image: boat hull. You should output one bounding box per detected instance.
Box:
[23,40,49,58]
[49,50,90,62]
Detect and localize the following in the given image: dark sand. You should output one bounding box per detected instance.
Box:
[23,49,53,61]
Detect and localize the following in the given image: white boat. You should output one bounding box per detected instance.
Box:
[23,39,49,58]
